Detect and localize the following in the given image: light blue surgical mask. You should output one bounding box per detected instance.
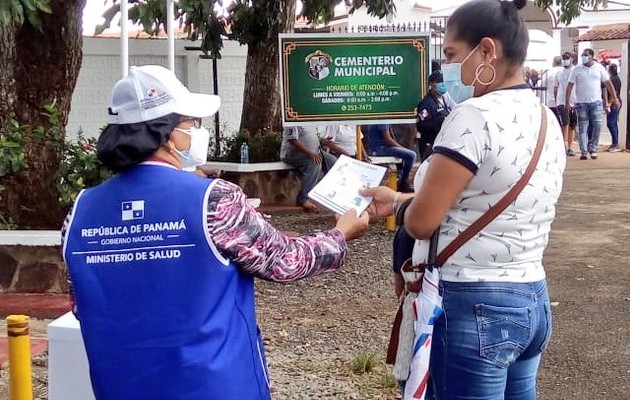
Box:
[441,44,481,104]
[173,147,191,160]
[435,82,447,95]
[581,55,591,65]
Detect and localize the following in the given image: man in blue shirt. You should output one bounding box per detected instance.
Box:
[366,124,417,192]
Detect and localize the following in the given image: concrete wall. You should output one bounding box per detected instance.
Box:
[586,39,628,148]
[0,232,66,294]
[67,37,248,140]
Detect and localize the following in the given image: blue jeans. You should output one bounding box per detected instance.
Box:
[576,101,603,154]
[607,104,620,146]
[371,146,417,184]
[283,150,337,204]
[427,280,552,400]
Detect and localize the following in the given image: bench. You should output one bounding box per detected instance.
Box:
[201,156,403,231]
[199,161,294,173]
[200,161,300,206]
[201,156,402,174]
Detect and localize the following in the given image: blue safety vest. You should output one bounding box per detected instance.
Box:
[64,163,271,400]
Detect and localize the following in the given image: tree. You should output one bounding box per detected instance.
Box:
[99,0,396,133]
[0,0,609,229]
[535,0,608,24]
[0,0,86,229]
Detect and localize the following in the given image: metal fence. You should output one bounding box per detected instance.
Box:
[307,17,448,71]
[330,17,549,105]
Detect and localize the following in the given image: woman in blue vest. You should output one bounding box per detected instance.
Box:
[62,65,369,400]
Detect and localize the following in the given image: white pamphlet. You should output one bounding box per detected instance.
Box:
[308,155,387,215]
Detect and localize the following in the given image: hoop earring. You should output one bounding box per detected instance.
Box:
[474,63,496,86]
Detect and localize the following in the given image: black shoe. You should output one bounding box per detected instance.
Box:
[580,154,588,160]
[398,181,414,193]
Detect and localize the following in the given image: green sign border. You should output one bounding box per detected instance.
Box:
[279,33,430,127]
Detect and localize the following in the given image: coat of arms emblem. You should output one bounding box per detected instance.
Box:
[305,50,332,81]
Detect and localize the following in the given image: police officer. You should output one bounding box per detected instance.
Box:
[416,71,451,161]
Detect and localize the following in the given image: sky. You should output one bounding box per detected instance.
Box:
[81,0,469,35]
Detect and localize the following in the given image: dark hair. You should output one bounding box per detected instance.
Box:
[431,60,441,73]
[97,113,181,172]
[609,64,618,74]
[562,51,572,59]
[583,48,595,57]
[446,0,529,66]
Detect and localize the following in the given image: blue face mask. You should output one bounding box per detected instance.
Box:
[435,82,447,95]
[441,44,481,104]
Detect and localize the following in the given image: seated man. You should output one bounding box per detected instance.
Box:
[281,126,337,211]
[321,124,369,161]
[366,124,416,193]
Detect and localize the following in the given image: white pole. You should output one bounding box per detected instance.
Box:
[167,0,175,72]
[121,0,129,77]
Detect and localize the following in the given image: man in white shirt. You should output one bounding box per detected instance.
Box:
[566,48,620,159]
[555,51,578,156]
[321,124,369,161]
[281,126,337,211]
[544,56,563,123]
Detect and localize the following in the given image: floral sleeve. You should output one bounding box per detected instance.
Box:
[206,179,347,282]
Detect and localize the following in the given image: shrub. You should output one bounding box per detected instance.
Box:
[0,119,27,178]
[210,128,283,163]
[0,103,112,229]
[57,131,112,208]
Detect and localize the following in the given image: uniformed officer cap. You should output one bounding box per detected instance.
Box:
[428,71,443,83]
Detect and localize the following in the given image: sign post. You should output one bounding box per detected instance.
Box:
[279,33,430,127]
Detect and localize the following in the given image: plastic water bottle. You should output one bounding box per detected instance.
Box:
[240,142,249,163]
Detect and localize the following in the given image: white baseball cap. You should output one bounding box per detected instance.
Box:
[107,65,221,124]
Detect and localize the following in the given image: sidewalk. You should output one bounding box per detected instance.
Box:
[0,294,71,320]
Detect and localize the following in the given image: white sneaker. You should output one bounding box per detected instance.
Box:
[607,146,621,153]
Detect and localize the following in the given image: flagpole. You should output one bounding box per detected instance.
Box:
[121,0,129,77]
[167,0,175,71]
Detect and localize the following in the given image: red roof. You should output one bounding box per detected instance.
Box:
[577,23,630,42]
[599,49,622,59]
[92,27,188,39]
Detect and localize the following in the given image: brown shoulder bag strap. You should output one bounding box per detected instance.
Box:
[435,106,548,267]
[386,107,547,366]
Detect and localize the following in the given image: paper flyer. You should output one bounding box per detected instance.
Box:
[308,155,387,215]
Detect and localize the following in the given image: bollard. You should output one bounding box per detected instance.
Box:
[355,126,363,161]
[7,315,33,400]
[386,168,397,232]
